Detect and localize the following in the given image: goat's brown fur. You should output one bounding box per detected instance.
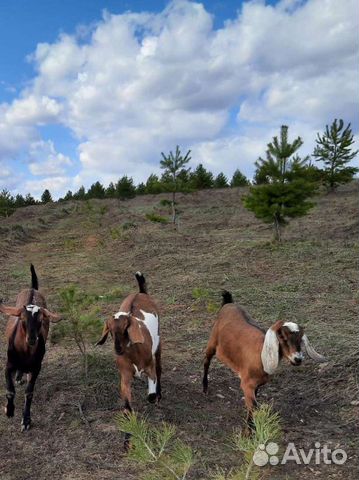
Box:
[96,273,161,449]
[203,294,312,431]
[0,265,60,431]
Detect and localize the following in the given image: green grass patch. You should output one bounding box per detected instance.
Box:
[145,212,169,223]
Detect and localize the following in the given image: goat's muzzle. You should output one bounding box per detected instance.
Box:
[26,335,38,347]
[289,352,304,366]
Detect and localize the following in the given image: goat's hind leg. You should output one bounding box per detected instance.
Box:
[203,343,216,394]
[5,364,16,417]
[155,347,162,402]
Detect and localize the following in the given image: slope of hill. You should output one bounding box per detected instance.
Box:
[0,183,358,480]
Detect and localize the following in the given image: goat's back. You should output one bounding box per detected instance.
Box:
[212,304,266,377]
[120,293,159,319]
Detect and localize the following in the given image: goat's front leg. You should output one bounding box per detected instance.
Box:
[5,364,16,417]
[119,368,134,451]
[21,367,40,432]
[145,362,158,404]
[241,379,258,435]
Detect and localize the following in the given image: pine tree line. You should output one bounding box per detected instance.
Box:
[0,165,249,217]
[1,118,357,219]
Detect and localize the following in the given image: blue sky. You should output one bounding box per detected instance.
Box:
[0,0,357,198]
[1,0,265,101]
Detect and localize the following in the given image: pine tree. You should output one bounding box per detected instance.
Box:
[24,193,37,206]
[145,174,164,194]
[14,194,26,208]
[214,172,229,188]
[105,182,116,198]
[63,190,73,201]
[160,145,191,225]
[231,169,249,187]
[244,125,318,242]
[0,189,15,217]
[190,164,214,190]
[41,189,53,204]
[73,186,86,200]
[116,176,136,199]
[136,182,146,195]
[87,181,105,199]
[313,119,358,191]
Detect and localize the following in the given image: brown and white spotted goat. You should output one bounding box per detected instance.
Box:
[96,272,161,442]
[0,265,60,431]
[203,291,327,430]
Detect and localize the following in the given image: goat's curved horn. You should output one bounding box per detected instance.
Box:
[301,334,327,363]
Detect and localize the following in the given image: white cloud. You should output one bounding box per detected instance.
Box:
[28,140,72,176]
[23,176,73,198]
[0,0,357,197]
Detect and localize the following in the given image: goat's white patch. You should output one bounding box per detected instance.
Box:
[26,305,40,314]
[139,310,159,354]
[135,271,142,276]
[148,378,157,395]
[261,328,280,375]
[133,364,143,378]
[114,311,130,319]
[283,322,300,332]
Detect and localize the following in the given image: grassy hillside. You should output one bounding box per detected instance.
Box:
[0,183,358,480]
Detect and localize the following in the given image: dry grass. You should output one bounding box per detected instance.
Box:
[0,183,358,479]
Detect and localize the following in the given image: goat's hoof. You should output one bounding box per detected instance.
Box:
[5,404,14,417]
[147,393,157,404]
[21,419,31,432]
[15,379,24,386]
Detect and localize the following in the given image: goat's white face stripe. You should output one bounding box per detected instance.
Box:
[283,321,299,332]
[148,378,157,395]
[26,305,40,314]
[114,311,130,319]
[138,310,159,354]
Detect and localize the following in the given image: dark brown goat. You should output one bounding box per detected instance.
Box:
[203,291,327,430]
[0,265,60,431]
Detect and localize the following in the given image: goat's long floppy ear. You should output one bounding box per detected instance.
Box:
[261,322,282,374]
[95,320,110,346]
[42,308,62,323]
[127,317,144,344]
[0,303,23,317]
[301,334,327,363]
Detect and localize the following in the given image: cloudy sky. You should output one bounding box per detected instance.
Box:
[0,0,358,198]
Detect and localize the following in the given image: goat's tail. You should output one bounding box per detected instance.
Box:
[135,271,147,294]
[30,264,39,290]
[221,290,233,305]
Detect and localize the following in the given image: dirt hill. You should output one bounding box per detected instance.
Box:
[0,183,358,479]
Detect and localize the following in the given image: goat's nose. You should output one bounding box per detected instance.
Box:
[27,336,38,346]
[294,353,304,364]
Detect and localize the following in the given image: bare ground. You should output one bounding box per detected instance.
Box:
[0,184,358,479]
